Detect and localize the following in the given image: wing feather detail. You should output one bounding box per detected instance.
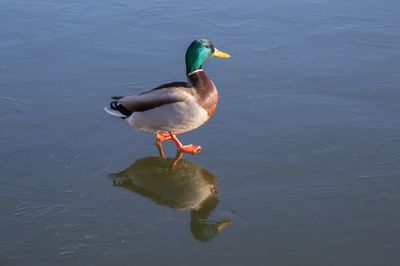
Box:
[118,87,193,113]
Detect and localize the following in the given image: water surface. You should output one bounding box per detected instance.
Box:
[1,0,400,265]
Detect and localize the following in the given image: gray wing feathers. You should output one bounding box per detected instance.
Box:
[118,87,192,112]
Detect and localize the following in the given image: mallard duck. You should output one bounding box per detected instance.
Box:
[104,39,230,154]
[109,155,232,242]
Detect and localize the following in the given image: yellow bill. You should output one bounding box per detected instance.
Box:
[216,219,232,231]
[213,48,231,58]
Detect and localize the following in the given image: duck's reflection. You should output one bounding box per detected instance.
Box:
[109,152,231,242]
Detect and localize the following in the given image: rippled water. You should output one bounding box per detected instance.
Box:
[1,0,400,265]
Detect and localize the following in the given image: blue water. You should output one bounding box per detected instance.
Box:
[1,0,400,265]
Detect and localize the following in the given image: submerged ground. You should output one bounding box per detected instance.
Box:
[1,0,400,265]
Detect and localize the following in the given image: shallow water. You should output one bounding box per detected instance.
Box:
[1,0,400,265]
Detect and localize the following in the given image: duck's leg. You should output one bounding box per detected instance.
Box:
[155,133,172,142]
[155,133,172,159]
[169,133,202,155]
[171,151,184,169]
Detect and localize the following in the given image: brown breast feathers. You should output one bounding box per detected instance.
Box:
[188,71,218,117]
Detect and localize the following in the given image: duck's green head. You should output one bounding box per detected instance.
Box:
[185,39,230,75]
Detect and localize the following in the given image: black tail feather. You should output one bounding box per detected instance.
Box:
[110,100,133,117]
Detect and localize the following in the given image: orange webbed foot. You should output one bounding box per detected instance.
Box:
[178,144,202,155]
[168,133,202,155]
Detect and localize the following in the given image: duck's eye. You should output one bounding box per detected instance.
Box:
[205,45,211,49]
